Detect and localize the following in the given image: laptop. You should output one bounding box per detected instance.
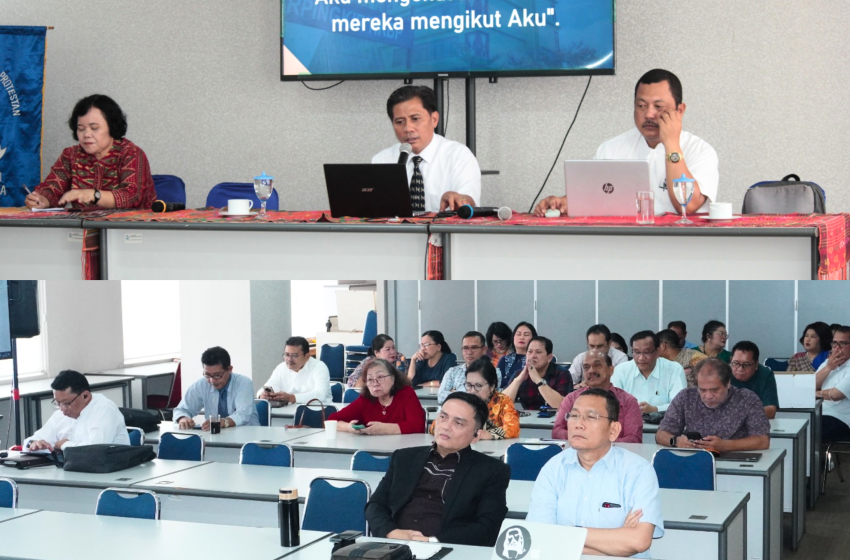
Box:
[565,160,651,217]
[324,163,413,218]
[490,519,586,560]
[715,451,762,463]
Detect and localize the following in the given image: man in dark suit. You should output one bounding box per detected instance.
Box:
[365,392,510,546]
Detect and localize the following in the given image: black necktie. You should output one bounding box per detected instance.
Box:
[410,156,425,212]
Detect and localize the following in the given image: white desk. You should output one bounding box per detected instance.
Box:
[0,510,331,560]
[90,362,178,410]
[0,220,86,279]
[146,424,325,462]
[777,400,823,508]
[414,387,440,401]
[0,508,40,524]
[270,401,349,427]
[286,431,437,469]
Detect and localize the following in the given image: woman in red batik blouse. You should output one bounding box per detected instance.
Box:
[25,94,156,210]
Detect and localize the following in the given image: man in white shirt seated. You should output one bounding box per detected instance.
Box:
[24,370,130,451]
[174,346,260,430]
[258,336,332,404]
[372,85,481,212]
[611,331,686,414]
[535,68,719,217]
[570,324,629,385]
[527,388,664,558]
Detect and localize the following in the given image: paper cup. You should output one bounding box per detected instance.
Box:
[324,420,338,438]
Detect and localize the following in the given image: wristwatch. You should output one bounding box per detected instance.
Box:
[536,379,547,387]
[666,151,682,164]
[92,189,102,205]
[670,437,677,447]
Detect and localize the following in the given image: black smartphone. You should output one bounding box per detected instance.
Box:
[263,386,273,393]
[330,530,363,542]
[685,431,703,441]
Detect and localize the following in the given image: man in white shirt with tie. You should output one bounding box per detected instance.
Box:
[372,85,481,212]
[25,370,130,451]
[611,331,687,414]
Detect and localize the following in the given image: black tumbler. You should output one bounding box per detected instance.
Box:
[279,488,300,547]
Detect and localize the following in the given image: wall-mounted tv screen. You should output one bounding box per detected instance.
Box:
[0,281,12,360]
[281,0,615,80]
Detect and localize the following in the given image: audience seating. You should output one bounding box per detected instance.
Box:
[302,477,370,534]
[350,450,391,472]
[240,442,293,467]
[152,174,187,204]
[344,310,378,383]
[205,182,279,210]
[822,440,850,494]
[330,382,344,403]
[255,399,271,427]
[127,427,145,447]
[95,488,161,520]
[765,358,789,372]
[294,403,337,428]
[0,478,18,508]
[343,388,361,403]
[146,362,182,417]
[158,432,204,461]
[504,443,563,481]
[321,344,345,382]
[652,449,716,491]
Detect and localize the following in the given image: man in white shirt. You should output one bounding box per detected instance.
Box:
[570,324,629,384]
[258,336,332,404]
[611,331,686,414]
[25,370,130,451]
[816,326,850,443]
[372,85,481,212]
[535,68,719,216]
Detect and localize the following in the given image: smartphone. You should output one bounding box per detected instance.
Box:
[685,431,703,441]
[351,424,366,430]
[263,386,273,393]
[330,530,363,543]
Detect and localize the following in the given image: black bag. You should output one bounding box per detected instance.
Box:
[63,444,156,473]
[119,407,161,433]
[742,174,826,214]
[332,542,413,560]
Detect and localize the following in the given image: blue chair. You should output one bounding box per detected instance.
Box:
[240,442,293,467]
[344,311,379,356]
[321,344,345,382]
[127,427,144,446]
[95,488,161,520]
[205,182,279,210]
[294,404,338,428]
[343,389,361,404]
[158,432,204,461]
[255,399,271,427]
[652,449,716,491]
[152,174,186,204]
[765,358,789,372]
[351,451,391,473]
[330,382,344,403]
[302,477,370,533]
[0,478,18,508]
[504,443,563,481]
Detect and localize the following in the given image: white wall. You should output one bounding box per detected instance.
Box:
[3,0,848,214]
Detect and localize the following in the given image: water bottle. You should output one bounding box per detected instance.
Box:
[279,488,300,547]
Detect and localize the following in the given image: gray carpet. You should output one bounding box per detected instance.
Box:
[785,467,850,559]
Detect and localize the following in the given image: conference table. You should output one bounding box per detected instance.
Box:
[89,362,179,410]
[0,508,40,524]
[146,425,325,462]
[0,215,86,279]
[777,401,823,507]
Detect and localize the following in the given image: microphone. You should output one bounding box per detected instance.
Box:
[151,200,185,213]
[398,143,412,165]
[456,205,513,220]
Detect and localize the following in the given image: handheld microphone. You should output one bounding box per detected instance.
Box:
[456,205,513,221]
[151,200,186,213]
[398,143,412,165]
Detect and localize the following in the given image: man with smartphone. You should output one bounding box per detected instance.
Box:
[257,336,332,404]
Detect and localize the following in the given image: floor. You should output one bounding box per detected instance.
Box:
[785,461,850,559]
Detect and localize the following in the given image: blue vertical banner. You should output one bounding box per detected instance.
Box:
[0,26,47,207]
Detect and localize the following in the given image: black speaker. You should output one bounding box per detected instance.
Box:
[8,280,39,339]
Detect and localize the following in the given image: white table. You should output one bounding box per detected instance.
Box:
[0,510,332,560]
[777,400,822,507]
[89,362,178,410]
[285,431,438,469]
[414,387,440,401]
[270,401,349,427]
[0,219,86,279]
[0,508,40,524]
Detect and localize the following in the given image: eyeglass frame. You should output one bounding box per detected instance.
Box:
[51,391,84,409]
[566,411,612,424]
[365,374,393,386]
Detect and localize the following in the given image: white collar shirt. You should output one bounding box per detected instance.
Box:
[817,360,850,428]
[569,346,630,384]
[611,357,686,412]
[24,393,130,449]
[261,357,332,403]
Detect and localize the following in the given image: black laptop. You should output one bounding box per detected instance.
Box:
[715,451,762,463]
[324,163,414,218]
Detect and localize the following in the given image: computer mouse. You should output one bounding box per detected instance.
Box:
[544,209,561,218]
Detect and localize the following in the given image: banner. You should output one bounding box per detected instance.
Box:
[0,26,47,207]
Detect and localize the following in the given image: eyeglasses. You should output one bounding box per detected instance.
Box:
[712,331,729,338]
[832,340,850,348]
[365,375,391,385]
[464,382,487,392]
[283,353,303,360]
[492,339,508,347]
[462,345,484,352]
[730,361,755,369]
[566,411,611,423]
[52,392,82,409]
[419,342,436,349]
[203,371,227,380]
[631,349,657,357]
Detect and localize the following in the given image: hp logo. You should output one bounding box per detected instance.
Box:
[602,183,614,194]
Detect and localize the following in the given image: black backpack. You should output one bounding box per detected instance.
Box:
[742,174,826,214]
[119,407,161,433]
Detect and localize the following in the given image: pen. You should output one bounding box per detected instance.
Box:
[23,184,31,194]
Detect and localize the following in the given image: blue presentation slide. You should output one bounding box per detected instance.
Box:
[282,0,614,78]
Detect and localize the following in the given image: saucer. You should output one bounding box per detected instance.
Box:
[698,215,742,221]
[219,210,258,217]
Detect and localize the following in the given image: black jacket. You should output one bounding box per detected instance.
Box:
[365,445,511,546]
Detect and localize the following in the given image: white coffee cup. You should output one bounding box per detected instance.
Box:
[709,202,733,219]
[324,420,338,438]
[228,199,254,215]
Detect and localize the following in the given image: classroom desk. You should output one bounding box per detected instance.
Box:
[0,218,86,280]
[85,220,430,280]
[269,401,350,426]
[146,425,325,463]
[3,458,208,514]
[0,508,40,524]
[89,362,178,410]
[777,400,823,508]
[0,374,132,437]
[0,510,331,560]
[414,386,440,401]
[432,223,820,280]
[286,432,437,469]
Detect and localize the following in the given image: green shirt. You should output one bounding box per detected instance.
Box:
[731,364,779,408]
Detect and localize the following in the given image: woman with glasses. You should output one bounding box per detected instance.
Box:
[696,320,732,363]
[498,322,537,389]
[408,330,457,388]
[788,322,832,373]
[346,334,409,389]
[485,321,513,369]
[330,359,425,434]
[430,358,520,440]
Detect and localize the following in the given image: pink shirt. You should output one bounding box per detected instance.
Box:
[551,386,643,443]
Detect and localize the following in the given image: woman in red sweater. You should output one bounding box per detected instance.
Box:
[329,359,425,434]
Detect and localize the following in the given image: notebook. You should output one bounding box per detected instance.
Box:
[324,163,414,218]
[491,519,586,560]
[564,160,651,217]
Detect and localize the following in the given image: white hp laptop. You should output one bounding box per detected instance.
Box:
[490,519,586,560]
[565,160,651,217]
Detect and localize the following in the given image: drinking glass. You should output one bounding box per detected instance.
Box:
[636,191,654,224]
[253,171,274,219]
[210,414,221,434]
[673,174,695,225]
